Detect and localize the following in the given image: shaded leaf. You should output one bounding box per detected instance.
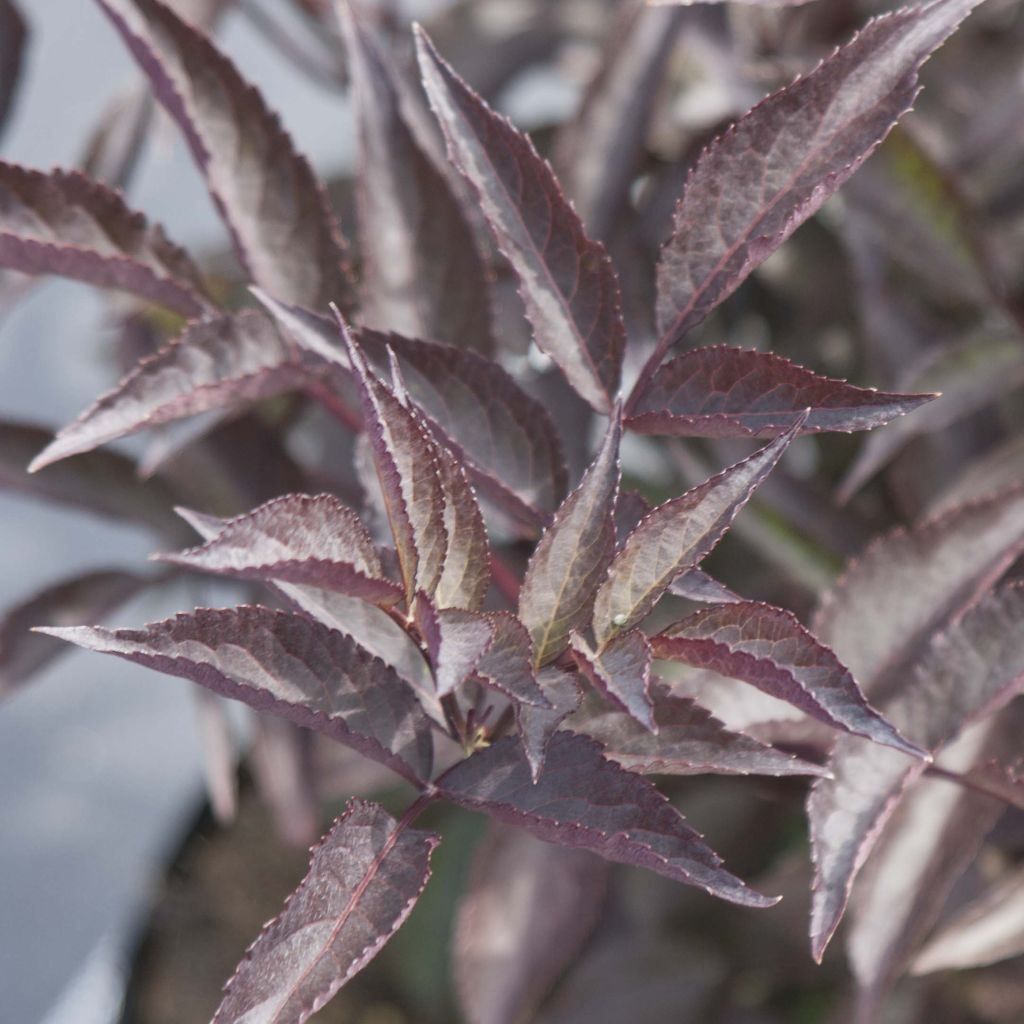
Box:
[415,26,626,413]
[650,0,985,356]
[570,628,655,733]
[98,0,353,311]
[911,863,1024,975]
[30,311,308,471]
[614,489,651,550]
[0,569,148,697]
[651,601,922,755]
[0,162,209,315]
[41,605,435,784]
[516,666,583,781]
[668,569,743,605]
[438,731,777,907]
[813,485,1024,696]
[592,418,802,645]
[214,800,439,1024]
[342,5,493,352]
[577,683,827,777]
[412,595,494,698]
[0,1,26,141]
[519,415,621,667]
[629,346,935,438]
[193,687,238,825]
[158,493,403,605]
[474,613,553,709]
[454,823,608,1024]
[808,583,1024,961]
[650,0,817,5]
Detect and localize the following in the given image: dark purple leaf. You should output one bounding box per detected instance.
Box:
[415,26,626,413]
[649,0,985,358]
[516,666,582,781]
[342,322,447,603]
[518,415,621,667]
[341,6,493,352]
[98,0,354,311]
[0,569,148,697]
[158,493,403,605]
[438,731,777,907]
[651,601,922,755]
[41,605,435,784]
[412,594,494,698]
[474,613,553,709]
[454,823,608,1024]
[0,419,181,535]
[613,489,651,550]
[577,683,827,778]
[570,628,656,733]
[628,346,935,438]
[213,799,439,1024]
[0,1,27,141]
[808,583,1024,961]
[668,569,743,605]
[29,311,308,471]
[555,1,686,239]
[910,863,1024,975]
[591,418,802,645]
[812,485,1024,697]
[0,162,209,316]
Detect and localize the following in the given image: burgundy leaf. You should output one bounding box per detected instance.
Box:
[41,605,435,784]
[648,0,985,361]
[515,666,583,781]
[0,1,26,141]
[254,294,568,525]
[628,346,935,438]
[98,0,353,311]
[341,6,493,352]
[651,602,922,755]
[668,569,743,605]
[474,613,553,709]
[591,418,802,645]
[454,823,608,1024]
[808,583,1024,961]
[613,489,651,550]
[0,420,181,535]
[555,0,686,239]
[0,162,209,316]
[518,415,621,667]
[412,594,494,698]
[813,485,1024,697]
[415,26,626,413]
[342,322,447,603]
[213,800,439,1024]
[570,629,656,733]
[577,683,827,777]
[0,569,148,697]
[158,493,403,606]
[438,731,777,907]
[30,311,307,470]
[910,863,1024,975]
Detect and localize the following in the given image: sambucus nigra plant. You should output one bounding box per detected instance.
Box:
[3,0,1024,1020]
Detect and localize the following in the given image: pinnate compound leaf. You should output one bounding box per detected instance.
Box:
[213,800,439,1024]
[653,0,985,353]
[813,485,1024,696]
[0,569,149,697]
[577,683,827,778]
[158,493,403,606]
[808,583,1024,961]
[592,418,802,645]
[438,731,777,907]
[516,667,583,781]
[454,823,608,1024]
[342,324,447,604]
[98,0,353,311]
[518,415,621,667]
[474,613,553,709]
[342,6,493,353]
[651,602,922,756]
[0,163,209,316]
[40,605,435,784]
[30,310,307,471]
[570,629,656,733]
[628,346,935,438]
[415,27,626,413]
[0,1,26,141]
[412,595,494,698]
[910,863,1024,975]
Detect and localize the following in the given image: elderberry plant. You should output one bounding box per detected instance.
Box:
[3,0,1024,1021]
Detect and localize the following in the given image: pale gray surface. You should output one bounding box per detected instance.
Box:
[0,3,352,1021]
